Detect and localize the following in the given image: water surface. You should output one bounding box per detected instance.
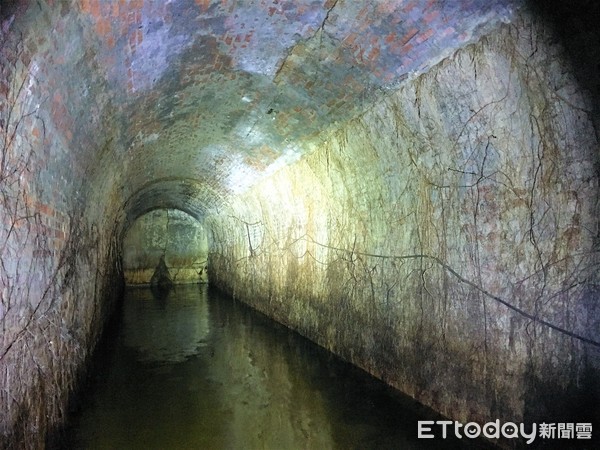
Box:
[64,285,480,449]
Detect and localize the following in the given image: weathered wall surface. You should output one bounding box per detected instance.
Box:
[2,0,598,448]
[123,209,208,285]
[0,4,124,449]
[208,14,600,440]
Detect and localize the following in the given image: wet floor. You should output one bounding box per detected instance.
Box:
[62,284,483,450]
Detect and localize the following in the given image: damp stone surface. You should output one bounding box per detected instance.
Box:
[0,1,599,448]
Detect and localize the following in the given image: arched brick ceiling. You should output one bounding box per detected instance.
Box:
[73,0,516,202]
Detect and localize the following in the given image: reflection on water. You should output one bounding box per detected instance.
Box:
[63,285,480,449]
[123,287,210,363]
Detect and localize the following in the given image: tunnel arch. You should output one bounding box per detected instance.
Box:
[122,207,209,286]
[121,176,218,223]
[118,178,219,286]
[1,1,600,448]
[118,177,227,238]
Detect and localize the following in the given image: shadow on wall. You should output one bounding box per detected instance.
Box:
[528,0,600,135]
[524,0,600,430]
[122,208,209,285]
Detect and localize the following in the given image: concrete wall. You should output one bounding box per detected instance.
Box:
[208,15,600,442]
[123,209,208,285]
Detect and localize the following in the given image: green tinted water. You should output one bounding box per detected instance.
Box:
[63,285,478,449]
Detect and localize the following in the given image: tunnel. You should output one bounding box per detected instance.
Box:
[1,0,599,448]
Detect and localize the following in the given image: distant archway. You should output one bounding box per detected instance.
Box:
[122,208,209,286]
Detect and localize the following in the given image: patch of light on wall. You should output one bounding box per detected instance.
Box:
[262,143,303,177]
[132,131,160,147]
[129,24,189,93]
[236,123,265,146]
[225,153,259,194]
[224,140,305,195]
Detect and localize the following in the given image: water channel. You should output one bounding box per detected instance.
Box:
[62,284,485,449]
